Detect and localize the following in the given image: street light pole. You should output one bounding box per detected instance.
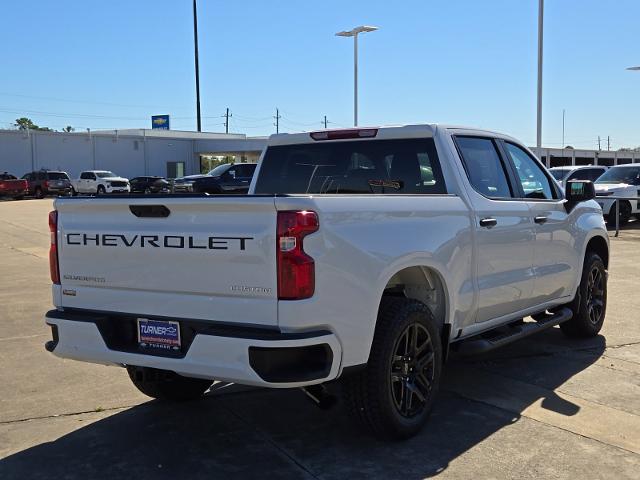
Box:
[536,0,544,149]
[336,26,379,127]
[353,33,358,126]
[193,0,202,132]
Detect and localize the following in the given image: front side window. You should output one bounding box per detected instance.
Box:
[95,171,116,178]
[456,136,512,198]
[80,172,91,179]
[254,138,446,195]
[504,143,556,200]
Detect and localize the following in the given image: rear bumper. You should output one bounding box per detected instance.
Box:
[45,309,342,388]
[1,188,28,196]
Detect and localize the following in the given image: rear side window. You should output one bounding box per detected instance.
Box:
[47,172,69,180]
[568,168,605,183]
[254,139,446,194]
[455,137,512,198]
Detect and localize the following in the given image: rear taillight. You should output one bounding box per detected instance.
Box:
[43,180,49,189]
[49,210,60,284]
[277,210,319,300]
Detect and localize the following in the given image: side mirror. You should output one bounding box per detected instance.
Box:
[565,180,595,212]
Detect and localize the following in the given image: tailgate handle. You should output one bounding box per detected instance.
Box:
[129,205,171,218]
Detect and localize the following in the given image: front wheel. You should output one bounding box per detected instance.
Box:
[608,201,631,226]
[96,185,106,195]
[561,252,607,338]
[34,187,44,199]
[127,366,213,401]
[342,297,442,440]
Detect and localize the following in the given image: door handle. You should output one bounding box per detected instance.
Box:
[534,216,548,224]
[479,218,498,228]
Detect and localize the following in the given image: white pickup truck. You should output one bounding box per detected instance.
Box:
[45,125,609,439]
[71,170,130,195]
[594,164,640,225]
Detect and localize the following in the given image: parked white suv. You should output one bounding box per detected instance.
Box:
[71,170,130,195]
[45,125,609,439]
[549,165,607,190]
[594,164,640,225]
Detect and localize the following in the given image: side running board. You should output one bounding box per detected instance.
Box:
[454,307,573,356]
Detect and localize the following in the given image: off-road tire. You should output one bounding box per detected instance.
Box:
[608,201,631,226]
[342,297,442,440]
[127,366,213,401]
[560,252,607,338]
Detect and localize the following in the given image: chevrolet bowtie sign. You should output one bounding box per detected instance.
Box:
[151,115,170,130]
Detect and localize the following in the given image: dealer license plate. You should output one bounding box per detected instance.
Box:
[137,318,181,351]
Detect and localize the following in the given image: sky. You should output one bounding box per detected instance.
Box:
[1,0,639,149]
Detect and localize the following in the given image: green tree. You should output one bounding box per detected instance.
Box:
[14,117,37,130]
[62,126,74,133]
[13,117,52,131]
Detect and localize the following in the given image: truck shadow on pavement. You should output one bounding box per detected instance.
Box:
[0,330,606,480]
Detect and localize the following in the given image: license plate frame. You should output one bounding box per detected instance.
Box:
[137,318,181,351]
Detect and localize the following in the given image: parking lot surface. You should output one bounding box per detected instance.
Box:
[1,199,639,479]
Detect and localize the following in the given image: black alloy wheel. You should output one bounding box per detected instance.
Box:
[390,323,436,418]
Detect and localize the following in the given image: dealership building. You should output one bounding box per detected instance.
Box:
[1,127,639,180]
[0,128,267,179]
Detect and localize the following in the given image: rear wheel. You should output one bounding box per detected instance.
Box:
[71,187,78,196]
[342,297,442,440]
[126,366,213,401]
[561,252,607,338]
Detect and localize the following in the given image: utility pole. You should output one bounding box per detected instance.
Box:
[274,108,281,134]
[323,115,328,129]
[598,136,601,151]
[223,108,232,134]
[607,136,610,151]
[193,0,202,132]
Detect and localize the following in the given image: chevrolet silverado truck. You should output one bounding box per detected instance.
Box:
[71,170,130,195]
[594,164,640,225]
[45,125,609,439]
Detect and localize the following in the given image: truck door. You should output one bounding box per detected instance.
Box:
[454,136,536,323]
[500,141,578,303]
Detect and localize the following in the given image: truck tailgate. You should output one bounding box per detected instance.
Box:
[54,196,278,326]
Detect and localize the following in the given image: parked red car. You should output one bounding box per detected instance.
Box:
[0,172,29,200]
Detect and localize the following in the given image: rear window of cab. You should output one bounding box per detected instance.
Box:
[254,138,447,195]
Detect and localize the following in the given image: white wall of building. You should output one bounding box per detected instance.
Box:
[0,129,267,178]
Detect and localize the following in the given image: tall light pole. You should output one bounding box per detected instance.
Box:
[335,25,379,127]
[193,0,202,132]
[536,0,544,149]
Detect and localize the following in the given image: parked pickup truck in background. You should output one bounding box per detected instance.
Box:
[71,170,130,195]
[0,172,28,199]
[192,163,257,194]
[45,124,609,439]
[594,164,640,225]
